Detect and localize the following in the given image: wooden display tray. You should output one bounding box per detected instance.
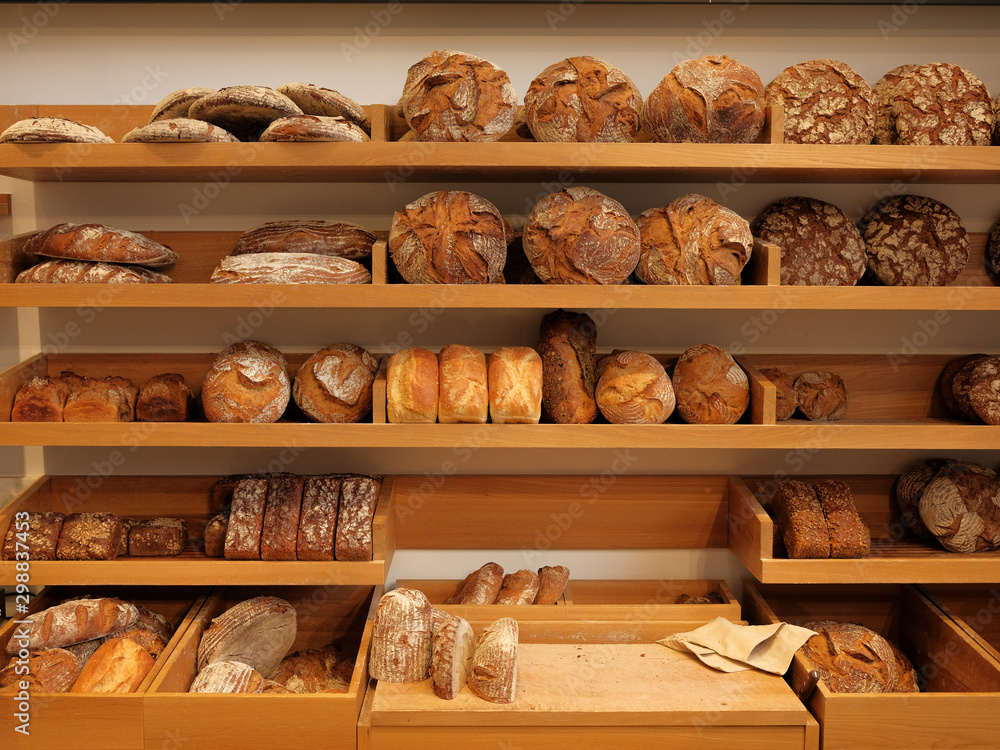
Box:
[920,584,1000,672]
[359,619,819,750]
[0,474,394,586]
[393,578,740,624]
[144,584,378,750]
[0,585,208,750]
[745,583,1000,750]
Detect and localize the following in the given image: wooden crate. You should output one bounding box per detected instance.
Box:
[0,474,394,587]
[0,585,208,750]
[728,475,1000,584]
[359,618,818,750]
[921,585,1000,670]
[144,584,378,750]
[745,583,1000,750]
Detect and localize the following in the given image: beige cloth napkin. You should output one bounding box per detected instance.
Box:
[658,617,816,675]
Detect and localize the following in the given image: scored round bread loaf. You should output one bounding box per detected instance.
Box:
[488,347,543,424]
[895,458,949,542]
[187,85,303,141]
[0,116,113,144]
[534,565,570,605]
[201,340,290,423]
[0,648,80,694]
[389,190,508,284]
[939,354,988,419]
[494,570,541,605]
[950,354,992,421]
[430,614,476,700]
[861,194,968,286]
[967,355,1000,425]
[189,660,265,694]
[136,373,192,422]
[386,347,439,423]
[259,115,370,142]
[765,59,875,144]
[642,55,764,144]
[293,343,378,424]
[26,223,178,268]
[210,252,371,284]
[121,118,238,143]
[15,259,173,284]
[370,588,433,683]
[595,350,675,425]
[672,344,748,425]
[197,596,297,675]
[799,620,911,693]
[447,562,505,605]
[919,461,1000,553]
[523,187,639,285]
[751,197,866,286]
[438,344,489,424]
[523,56,642,143]
[873,64,923,144]
[538,309,598,425]
[232,220,376,259]
[759,367,797,421]
[398,49,517,142]
[148,87,216,123]
[70,637,154,694]
[636,193,753,285]
[794,371,849,421]
[276,82,371,135]
[468,617,518,703]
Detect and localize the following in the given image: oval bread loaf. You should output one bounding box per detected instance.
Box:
[26,223,178,268]
[232,219,376,259]
[189,660,265,694]
[148,87,216,123]
[0,116,114,144]
[538,309,598,425]
[16,259,173,284]
[122,118,238,143]
[197,596,297,675]
[210,252,371,284]
[188,85,303,141]
[259,115,370,142]
[277,82,371,135]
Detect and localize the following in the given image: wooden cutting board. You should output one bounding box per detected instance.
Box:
[370,643,808,727]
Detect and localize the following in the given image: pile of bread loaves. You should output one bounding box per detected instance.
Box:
[0,597,174,694]
[371,588,519,703]
[445,562,569,605]
[1,511,187,560]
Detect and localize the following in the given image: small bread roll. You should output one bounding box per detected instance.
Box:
[293,343,379,423]
[596,350,675,424]
[387,347,439,423]
[201,340,290,423]
[487,347,543,424]
[672,344,748,425]
[438,344,489,424]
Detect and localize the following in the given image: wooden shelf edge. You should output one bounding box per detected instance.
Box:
[754,556,1000,584]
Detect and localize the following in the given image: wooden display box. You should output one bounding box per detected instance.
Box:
[359,618,819,750]
[728,474,1000,583]
[0,585,208,750]
[921,584,1000,671]
[0,474,394,586]
[144,584,378,750]
[745,583,1000,750]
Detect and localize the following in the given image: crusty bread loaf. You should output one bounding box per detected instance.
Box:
[15,259,173,284]
[387,347,439,423]
[370,588,433,683]
[296,475,341,561]
[487,347,543,424]
[293,343,378,424]
[438,344,489,424]
[799,620,916,693]
[203,512,229,558]
[814,480,871,559]
[224,477,269,560]
[494,570,540,605]
[136,373,193,422]
[759,368,797,422]
[794,371,849,421]
[103,625,169,661]
[259,114,369,142]
[56,512,123,561]
[534,566,570,605]
[148,87,216,123]
[134,604,174,644]
[189,660,265,694]
[538,310,598,425]
[430,614,476,700]
[276,82,371,135]
[468,617,518,703]
[6,597,138,655]
[941,354,989,419]
[951,354,992,421]
[595,350,674,425]
[260,474,303,561]
[389,191,508,285]
[398,49,517,142]
[122,118,238,143]
[2,510,65,560]
[772,480,831,559]
[10,375,70,422]
[197,596,297,675]
[201,340,290,424]
[672,344,748,425]
[447,562,505,605]
[118,517,139,557]
[63,376,137,423]
[187,85,303,141]
[0,648,81,694]
[261,679,293,693]
[232,220,376,260]
[0,116,113,144]
[128,517,188,557]
[210,252,371,285]
[894,459,948,541]
[919,461,1000,553]
[26,223,178,268]
[523,56,642,143]
[334,475,381,562]
[642,55,764,143]
[523,187,639,285]
[966,356,1000,425]
[267,642,354,693]
[636,193,753,286]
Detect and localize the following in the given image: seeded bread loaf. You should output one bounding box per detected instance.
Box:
[2,511,65,560]
[813,480,871,558]
[771,480,830,559]
[56,512,123,561]
[128,517,188,557]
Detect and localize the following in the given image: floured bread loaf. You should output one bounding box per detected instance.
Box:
[596,350,674,425]
[642,55,764,143]
[62,375,137,423]
[56,512,125,559]
[895,458,949,541]
[534,565,570,605]
[16,259,173,284]
[148,87,216,123]
[759,367,797,421]
[523,56,642,143]
[0,648,80,694]
[0,116,113,144]
[232,220,376,259]
[293,343,378,423]
[197,596,297,675]
[189,660,265,694]
[268,642,354,693]
[224,477,268,560]
[398,49,517,142]
[794,371,848,421]
[986,218,1000,279]
[430,614,476,699]
[873,64,922,144]
[6,597,137,655]
[11,376,71,422]
[188,85,303,141]
[468,617,518,703]
[259,115,370,142]
[260,474,304,561]
[335,474,381,561]
[370,588,433,683]
[122,118,238,143]
[672,344,748,424]
[494,570,540,605]
[277,82,371,135]
[919,461,1000,553]
[201,340,290,423]
[949,354,992,421]
[488,347,543,424]
[799,620,917,693]
[210,252,371,284]
[966,355,1000,425]
[296,475,341,561]
[637,193,752,285]
[447,562,505,604]
[26,223,178,268]
[538,309,598,425]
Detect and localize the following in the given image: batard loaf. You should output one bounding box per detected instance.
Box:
[70,637,155,693]
[232,220,376,259]
[197,596,297,675]
[430,613,476,700]
[487,347,543,424]
[0,648,80,694]
[201,340,290,423]
[387,347,439,423]
[468,617,518,703]
[189,660,265,694]
[538,310,598,425]
[494,570,540,605]
[259,114,370,142]
[335,474,381,561]
[210,252,371,285]
[370,588,433,683]
[438,344,489,424]
[26,223,177,267]
[122,118,238,143]
[293,343,378,424]
[15,259,173,284]
[187,85,303,141]
[446,562,505,604]
[672,344,748,424]
[5,597,138,655]
[534,566,570,605]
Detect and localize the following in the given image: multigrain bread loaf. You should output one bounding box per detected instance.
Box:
[642,55,764,144]
[0,116,113,144]
[187,85,303,141]
[919,461,1000,553]
[447,562,506,604]
[895,459,949,541]
[148,87,216,122]
[232,220,376,259]
[398,50,517,142]
[765,59,875,144]
[468,617,518,703]
[11,376,71,422]
[26,223,178,267]
[534,565,570,605]
[6,597,138,655]
[538,309,598,425]
[636,193,753,286]
[224,476,269,560]
[197,596,297,675]
[0,648,81,694]
[296,475,341,561]
[487,347,543,424]
[15,259,173,284]
[2,511,65,560]
[794,371,849,421]
[293,343,378,424]
[56,512,123,560]
[128,517,188,556]
[136,373,193,422]
[759,367,797,421]
[672,344,748,425]
[70,637,155,693]
[522,56,642,143]
[430,614,476,699]
[523,187,639,285]
[370,588,434,683]
[799,620,918,693]
[334,474,381,561]
[118,517,139,557]
[813,480,871,558]
[595,350,674,424]
[771,480,831,559]
[276,82,371,135]
[210,252,372,285]
[259,115,370,142]
[494,570,541,605]
[389,190,508,284]
[121,118,238,143]
[189,660,265,694]
[387,347,439,423]
[201,340,290,424]
[438,344,489,424]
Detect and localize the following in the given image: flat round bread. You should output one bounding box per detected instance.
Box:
[122,118,238,143]
[148,87,216,123]
[0,117,113,144]
[277,83,370,135]
[188,85,303,141]
[259,115,369,142]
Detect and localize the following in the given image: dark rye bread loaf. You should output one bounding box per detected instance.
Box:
[986,218,1000,279]
[259,474,304,561]
[128,517,188,556]
[335,475,381,561]
[642,55,764,144]
[861,194,968,286]
[967,355,1000,425]
[538,309,598,424]
[26,223,178,268]
[232,220,376,260]
[224,477,269,560]
[751,197,866,286]
[813,480,871,558]
[873,64,922,144]
[296,475,341,561]
[950,354,992,421]
[16,259,173,284]
[56,512,123,560]
[940,354,988,419]
[772,480,830,559]
[2,511,64,560]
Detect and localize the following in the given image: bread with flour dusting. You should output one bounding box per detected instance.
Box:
[672,344,748,424]
[370,588,433,682]
[0,117,113,144]
[232,220,376,259]
[293,343,378,423]
[201,340,290,423]
[197,596,297,675]
[430,613,476,699]
[148,87,216,123]
[122,118,238,143]
[277,82,371,135]
[210,252,371,285]
[468,617,518,703]
[26,223,178,268]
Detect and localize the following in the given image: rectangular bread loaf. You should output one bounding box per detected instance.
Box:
[224,478,268,560]
[771,480,830,559]
[297,475,341,561]
[334,475,381,561]
[56,512,123,561]
[128,517,188,556]
[260,474,304,560]
[814,479,871,558]
[203,512,229,558]
[11,376,70,422]
[2,511,65,561]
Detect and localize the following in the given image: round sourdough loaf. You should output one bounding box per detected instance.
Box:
[523,187,639,285]
[268,643,354,693]
[27,223,178,268]
[232,219,376,259]
[799,620,914,693]
[885,62,994,146]
[148,87,216,123]
[201,340,290,423]
[672,344,748,425]
[538,309,598,425]
[794,371,848,421]
[919,461,1000,553]
[642,55,764,144]
[398,49,516,142]
[189,660,265,694]
[873,64,922,144]
[894,458,949,541]
[16,259,173,284]
[751,197,866,286]
[966,355,1000,425]
[950,354,992,421]
[940,354,988,418]
[277,82,371,135]
[210,252,371,285]
[259,115,370,142]
[187,85,303,141]
[293,343,378,423]
[197,596,297,675]
[523,56,642,143]
[636,193,752,285]
[0,116,113,144]
[759,367,797,421]
[596,350,674,425]
[765,59,875,144]
[370,589,433,683]
[121,118,238,143]
[861,194,968,286]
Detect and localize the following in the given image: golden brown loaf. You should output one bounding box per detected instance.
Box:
[438,344,489,424]
[370,588,434,683]
[121,118,238,143]
[494,569,541,605]
[232,220,376,259]
[105,624,169,660]
[63,376,137,423]
[197,596,297,675]
[794,371,849,421]
[335,475,381,562]
[258,115,370,142]
[293,343,378,423]
[136,373,193,422]
[296,475,341,561]
[772,480,831,559]
[672,344,748,424]
[759,367,797,421]
[523,187,640,285]
[799,620,918,693]
[56,512,124,561]
[534,566,570,605]
[189,660,265,694]
[487,347,543,424]
[134,604,174,644]
[268,642,354,693]
[2,510,65,560]
[210,252,372,285]
[26,223,178,267]
[642,55,764,143]
[15,259,173,284]
[813,480,871,559]
[11,376,70,422]
[595,350,675,425]
[523,56,642,143]
[128,517,188,557]
[538,309,598,425]
[446,562,506,605]
[201,340,290,424]
[0,648,81,694]
[468,617,518,703]
[965,356,1000,425]
[7,597,138,655]
[187,85,303,141]
[148,87,216,122]
[259,474,304,561]
[387,347,439,423]
[276,82,371,135]
[636,193,753,286]
[0,116,113,144]
[430,614,476,700]
[389,190,508,284]
[70,637,155,693]
[224,477,269,560]
[398,49,517,142]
